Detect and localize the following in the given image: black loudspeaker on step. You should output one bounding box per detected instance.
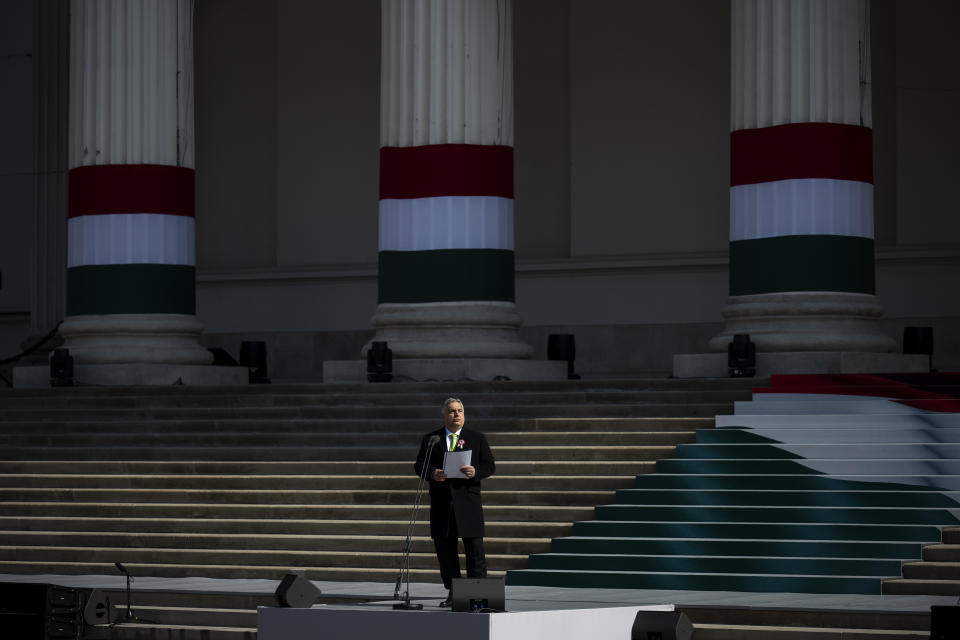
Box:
[83,588,112,625]
[632,609,694,640]
[275,574,321,608]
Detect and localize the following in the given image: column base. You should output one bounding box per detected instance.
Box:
[708,292,897,353]
[365,301,534,359]
[323,358,567,383]
[672,351,930,379]
[59,314,215,365]
[13,363,248,388]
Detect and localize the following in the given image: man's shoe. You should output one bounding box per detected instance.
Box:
[439,591,453,607]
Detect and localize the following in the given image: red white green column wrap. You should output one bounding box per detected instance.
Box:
[707,0,894,354]
[67,164,196,315]
[61,0,212,368]
[729,122,875,296]
[370,0,531,360]
[378,144,515,304]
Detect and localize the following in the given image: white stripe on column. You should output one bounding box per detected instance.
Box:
[68,213,195,267]
[730,178,874,242]
[379,196,514,251]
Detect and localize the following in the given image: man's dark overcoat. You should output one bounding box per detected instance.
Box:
[414,427,496,539]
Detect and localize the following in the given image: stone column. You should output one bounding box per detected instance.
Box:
[31,0,69,339]
[47,0,236,385]
[708,0,895,354]
[369,0,532,361]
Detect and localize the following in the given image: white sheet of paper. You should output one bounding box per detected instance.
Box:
[442,450,472,479]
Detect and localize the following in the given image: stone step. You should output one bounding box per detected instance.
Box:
[572,520,943,542]
[0,473,635,491]
[0,560,492,582]
[0,501,593,521]
[716,413,960,429]
[0,430,696,447]
[702,427,960,444]
[942,527,960,543]
[0,402,731,421]
[0,459,655,475]
[901,561,960,580]
[657,458,960,475]
[0,531,550,554]
[0,389,746,409]
[0,516,573,538]
[691,623,927,639]
[0,377,759,398]
[0,546,530,571]
[506,568,882,594]
[677,442,960,459]
[551,536,922,560]
[882,578,960,595]
[923,544,960,562]
[0,416,713,434]
[634,474,960,491]
[615,489,960,508]
[593,504,960,526]
[527,553,902,576]
[0,488,614,506]
[0,444,676,462]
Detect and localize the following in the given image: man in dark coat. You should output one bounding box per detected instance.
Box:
[414,397,496,606]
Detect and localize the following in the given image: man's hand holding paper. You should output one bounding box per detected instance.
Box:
[442,450,472,479]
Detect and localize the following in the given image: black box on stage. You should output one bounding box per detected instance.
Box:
[0,582,83,639]
[631,609,693,640]
[930,605,960,640]
[451,577,505,612]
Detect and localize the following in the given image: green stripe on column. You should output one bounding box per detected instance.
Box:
[730,235,875,296]
[379,249,514,303]
[67,264,196,315]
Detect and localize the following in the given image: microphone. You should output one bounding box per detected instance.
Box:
[427,434,440,446]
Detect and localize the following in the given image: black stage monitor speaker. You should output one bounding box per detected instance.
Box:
[83,588,111,625]
[0,582,83,639]
[275,574,320,608]
[930,605,960,640]
[451,577,505,612]
[631,609,694,640]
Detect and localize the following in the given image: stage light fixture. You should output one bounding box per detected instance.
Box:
[903,326,934,371]
[547,333,580,380]
[727,333,756,378]
[50,348,74,387]
[239,341,270,384]
[367,341,393,383]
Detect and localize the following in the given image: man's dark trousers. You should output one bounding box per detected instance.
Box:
[434,504,487,589]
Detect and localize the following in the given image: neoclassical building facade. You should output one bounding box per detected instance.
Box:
[1,0,958,380]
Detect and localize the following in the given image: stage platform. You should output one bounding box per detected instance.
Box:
[2,573,954,633]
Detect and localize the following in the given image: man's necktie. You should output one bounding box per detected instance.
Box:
[449,434,458,451]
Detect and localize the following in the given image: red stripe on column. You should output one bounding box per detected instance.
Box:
[731,123,873,186]
[380,144,513,199]
[69,164,195,218]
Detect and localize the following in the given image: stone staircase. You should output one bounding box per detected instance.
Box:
[0,378,749,637]
[509,373,960,598]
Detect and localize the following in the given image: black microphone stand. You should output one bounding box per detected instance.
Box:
[112,562,156,625]
[394,435,439,610]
